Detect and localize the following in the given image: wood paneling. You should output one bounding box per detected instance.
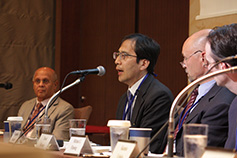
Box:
[138,0,189,96]
[56,0,189,126]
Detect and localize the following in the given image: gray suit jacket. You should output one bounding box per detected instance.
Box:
[18,97,74,140]
[116,74,174,153]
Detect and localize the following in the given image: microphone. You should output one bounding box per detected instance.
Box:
[206,54,237,74]
[70,66,106,76]
[0,82,13,89]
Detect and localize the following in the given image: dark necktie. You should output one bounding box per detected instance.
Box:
[174,88,199,139]
[24,102,43,134]
[126,90,133,120]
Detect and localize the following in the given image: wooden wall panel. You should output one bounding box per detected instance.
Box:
[138,0,189,96]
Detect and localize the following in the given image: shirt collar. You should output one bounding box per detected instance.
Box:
[196,80,216,101]
[128,74,147,96]
[36,98,50,107]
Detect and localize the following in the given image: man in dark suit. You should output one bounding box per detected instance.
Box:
[205,23,237,150]
[175,29,235,156]
[114,33,174,153]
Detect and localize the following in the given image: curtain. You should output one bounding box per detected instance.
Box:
[0,0,55,128]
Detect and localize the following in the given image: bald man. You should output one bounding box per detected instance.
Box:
[175,30,235,156]
[18,67,74,140]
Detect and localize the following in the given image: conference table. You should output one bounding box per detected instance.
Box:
[0,127,111,158]
[0,140,110,158]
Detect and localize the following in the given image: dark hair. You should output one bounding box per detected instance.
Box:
[207,23,237,66]
[120,33,160,74]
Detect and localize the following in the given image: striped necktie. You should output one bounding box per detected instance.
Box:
[23,102,43,135]
[174,88,199,139]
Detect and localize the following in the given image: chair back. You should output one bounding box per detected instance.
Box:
[74,105,92,124]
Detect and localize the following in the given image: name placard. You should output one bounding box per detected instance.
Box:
[35,134,59,151]
[9,130,22,144]
[64,136,93,156]
[110,140,140,158]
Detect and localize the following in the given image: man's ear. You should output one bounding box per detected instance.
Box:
[139,59,150,71]
[54,80,59,91]
[201,51,208,67]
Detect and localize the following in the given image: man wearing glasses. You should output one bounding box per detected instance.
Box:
[174,29,235,156]
[114,33,174,154]
[18,67,74,140]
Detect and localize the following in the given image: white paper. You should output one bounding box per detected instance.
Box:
[110,140,139,158]
[35,134,59,151]
[9,130,21,144]
[64,136,93,156]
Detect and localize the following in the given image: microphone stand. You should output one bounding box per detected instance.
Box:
[44,76,85,120]
[167,66,237,157]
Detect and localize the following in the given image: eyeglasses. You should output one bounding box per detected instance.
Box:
[33,79,51,85]
[180,50,203,67]
[113,51,137,60]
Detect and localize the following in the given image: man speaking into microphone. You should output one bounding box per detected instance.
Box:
[18,67,74,140]
[114,33,174,154]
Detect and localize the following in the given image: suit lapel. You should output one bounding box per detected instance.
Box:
[186,84,221,123]
[22,99,36,127]
[131,75,152,123]
[46,98,59,118]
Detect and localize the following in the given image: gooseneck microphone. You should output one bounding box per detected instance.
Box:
[0,82,13,89]
[70,66,106,76]
[205,54,237,74]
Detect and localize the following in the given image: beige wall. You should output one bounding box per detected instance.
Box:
[190,0,237,35]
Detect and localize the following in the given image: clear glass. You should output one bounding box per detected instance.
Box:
[36,117,51,139]
[69,119,86,138]
[183,124,208,158]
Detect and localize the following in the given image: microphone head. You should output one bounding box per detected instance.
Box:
[5,82,13,89]
[97,66,106,76]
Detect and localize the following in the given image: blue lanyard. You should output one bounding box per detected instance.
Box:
[178,100,200,130]
[178,96,204,131]
[122,74,149,120]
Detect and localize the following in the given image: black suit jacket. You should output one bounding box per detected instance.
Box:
[175,84,236,156]
[116,74,174,153]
